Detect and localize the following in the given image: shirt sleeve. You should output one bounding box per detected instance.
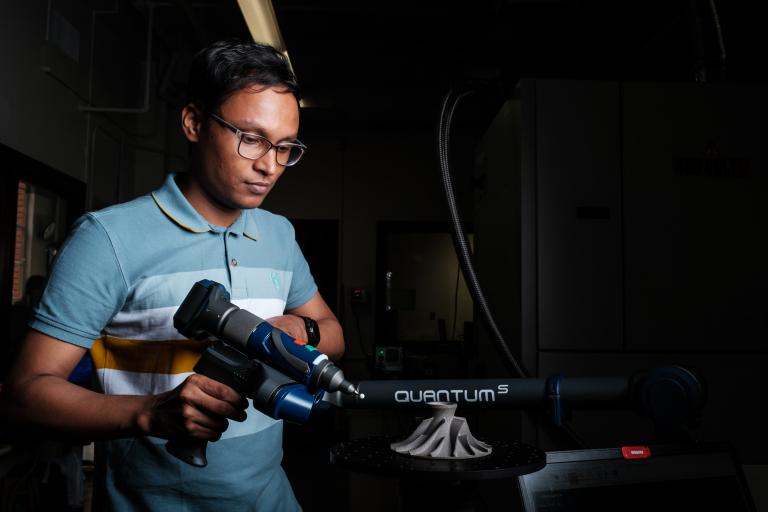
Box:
[285,228,318,311]
[30,213,129,348]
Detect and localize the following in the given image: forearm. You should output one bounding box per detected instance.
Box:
[315,316,344,361]
[1,373,151,442]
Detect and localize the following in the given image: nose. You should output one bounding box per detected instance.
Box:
[253,147,280,176]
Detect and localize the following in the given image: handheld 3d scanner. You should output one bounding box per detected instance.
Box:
[166,279,358,467]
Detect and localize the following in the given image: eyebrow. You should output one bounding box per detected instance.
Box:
[236,120,298,144]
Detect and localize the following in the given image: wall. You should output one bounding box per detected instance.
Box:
[0,1,89,182]
[0,0,173,209]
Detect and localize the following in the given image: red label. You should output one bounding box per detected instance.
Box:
[621,446,651,459]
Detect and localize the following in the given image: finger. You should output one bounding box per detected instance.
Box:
[181,376,248,420]
[187,373,248,409]
[267,315,306,340]
[184,421,225,441]
[156,404,227,441]
[182,405,229,433]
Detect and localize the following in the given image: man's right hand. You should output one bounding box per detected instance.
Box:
[137,374,249,441]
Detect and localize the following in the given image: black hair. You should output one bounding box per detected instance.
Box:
[186,39,300,114]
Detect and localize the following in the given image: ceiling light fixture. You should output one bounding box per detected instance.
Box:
[237,0,306,105]
[236,0,290,63]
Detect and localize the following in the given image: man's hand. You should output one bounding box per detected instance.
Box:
[136,374,248,441]
[266,314,307,341]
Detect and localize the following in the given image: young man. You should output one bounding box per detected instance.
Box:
[1,40,342,510]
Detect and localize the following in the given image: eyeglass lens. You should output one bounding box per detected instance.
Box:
[238,133,304,166]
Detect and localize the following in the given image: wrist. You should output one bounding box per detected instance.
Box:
[297,315,321,347]
[132,394,159,437]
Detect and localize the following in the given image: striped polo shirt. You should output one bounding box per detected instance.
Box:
[31,172,315,511]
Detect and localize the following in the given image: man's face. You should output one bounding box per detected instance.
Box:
[185,85,300,212]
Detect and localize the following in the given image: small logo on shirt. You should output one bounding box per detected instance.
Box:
[271,271,280,291]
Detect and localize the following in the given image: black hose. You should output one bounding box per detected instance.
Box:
[708,0,727,63]
[436,89,528,378]
[691,0,727,82]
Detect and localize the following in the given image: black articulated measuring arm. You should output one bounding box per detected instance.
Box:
[326,366,706,428]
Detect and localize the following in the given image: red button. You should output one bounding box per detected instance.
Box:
[621,446,651,459]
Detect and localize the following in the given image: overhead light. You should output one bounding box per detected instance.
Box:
[237,0,307,105]
[236,0,291,62]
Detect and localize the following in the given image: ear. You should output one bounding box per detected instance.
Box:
[181,104,203,143]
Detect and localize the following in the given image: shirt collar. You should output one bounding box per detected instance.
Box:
[226,207,261,240]
[241,210,260,241]
[151,173,260,240]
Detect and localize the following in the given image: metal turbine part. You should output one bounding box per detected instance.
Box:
[390,402,492,459]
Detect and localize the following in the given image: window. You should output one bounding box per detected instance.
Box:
[12,181,67,302]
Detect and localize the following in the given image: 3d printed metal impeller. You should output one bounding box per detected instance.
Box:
[390,402,492,459]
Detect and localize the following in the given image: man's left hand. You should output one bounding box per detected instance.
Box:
[266,315,307,341]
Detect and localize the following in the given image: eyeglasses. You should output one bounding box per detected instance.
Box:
[207,112,307,167]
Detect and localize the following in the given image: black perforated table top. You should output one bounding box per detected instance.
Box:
[330,436,545,481]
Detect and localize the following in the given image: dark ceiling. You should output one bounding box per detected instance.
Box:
[140,0,766,133]
[276,0,766,127]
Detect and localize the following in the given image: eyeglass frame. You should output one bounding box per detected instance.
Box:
[206,111,307,166]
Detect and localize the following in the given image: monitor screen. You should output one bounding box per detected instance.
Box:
[517,444,756,512]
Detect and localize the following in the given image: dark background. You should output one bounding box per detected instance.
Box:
[1,1,767,510]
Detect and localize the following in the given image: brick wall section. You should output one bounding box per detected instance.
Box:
[12,181,27,302]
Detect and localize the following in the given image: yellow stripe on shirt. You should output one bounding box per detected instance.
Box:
[91,335,210,374]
